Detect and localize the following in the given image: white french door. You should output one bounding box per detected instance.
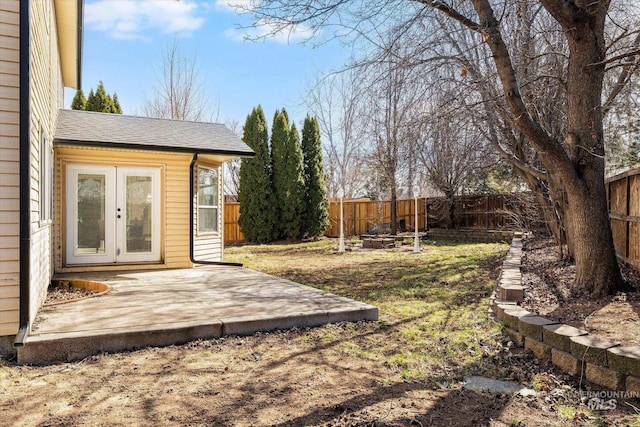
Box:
[66,165,161,265]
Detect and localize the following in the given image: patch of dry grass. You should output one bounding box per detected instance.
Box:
[225,238,509,381]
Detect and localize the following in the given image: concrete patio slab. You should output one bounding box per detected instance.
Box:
[18,266,378,364]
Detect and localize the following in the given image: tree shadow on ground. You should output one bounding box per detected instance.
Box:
[267,383,510,427]
[208,241,529,425]
[10,239,596,426]
[165,312,552,426]
[521,234,640,339]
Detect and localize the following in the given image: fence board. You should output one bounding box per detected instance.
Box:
[607,171,640,269]
[630,222,640,261]
[631,176,640,217]
[224,202,244,243]
[224,193,532,243]
[610,179,627,216]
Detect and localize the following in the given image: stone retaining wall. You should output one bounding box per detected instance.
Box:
[491,236,640,393]
[427,229,513,244]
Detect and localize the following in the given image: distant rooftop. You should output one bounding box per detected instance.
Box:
[54,109,254,157]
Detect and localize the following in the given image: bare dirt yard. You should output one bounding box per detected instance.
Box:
[1,238,640,426]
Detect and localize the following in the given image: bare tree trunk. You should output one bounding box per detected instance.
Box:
[469,0,624,296]
[548,175,573,259]
[390,181,398,235]
[407,139,414,198]
[531,180,563,258]
[559,8,623,295]
[445,190,455,229]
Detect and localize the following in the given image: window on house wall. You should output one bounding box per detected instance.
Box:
[197,166,218,233]
[39,127,53,223]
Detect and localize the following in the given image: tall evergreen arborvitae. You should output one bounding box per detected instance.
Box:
[269,109,290,239]
[85,89,96,110]
[85,81,118,113]
[112,93,123,114]
[281,109,290,127]
[301,115,329,238]
[281,122,306,239]
[94,81,114,112]
[71,89,86,110]
[238,106,278,243]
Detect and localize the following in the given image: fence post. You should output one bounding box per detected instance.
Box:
[626,176,630,258]
[424,198,428,231]
[353,201,357,235]
[481,195,486,229]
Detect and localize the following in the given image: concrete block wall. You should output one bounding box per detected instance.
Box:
[427,229,514,244]
[491,236,640,392]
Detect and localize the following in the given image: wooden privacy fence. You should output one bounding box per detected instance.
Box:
[325,194,519,237]
[326,198,424,237]
[607,169,640,269]
[225,193,524,242]
[224,202,244,243]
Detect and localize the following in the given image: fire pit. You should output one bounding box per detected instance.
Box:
[362,237,397,249]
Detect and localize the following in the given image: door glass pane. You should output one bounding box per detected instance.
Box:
[77,174,106,254]
[126,176,152,253]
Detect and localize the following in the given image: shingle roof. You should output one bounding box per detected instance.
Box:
[54,109,254,157]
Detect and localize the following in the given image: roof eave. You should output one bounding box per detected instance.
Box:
[54,0,82,89]
[53,138,256,158]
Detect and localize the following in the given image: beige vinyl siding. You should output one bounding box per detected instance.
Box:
[54,146,194,271]
[0,21,18,38]
[192,160,223,262]
[0,0,20,335]
[27,0,64,323]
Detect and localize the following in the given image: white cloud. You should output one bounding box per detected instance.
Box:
[85,0,206,40]
[214,0,315,43]
[225,18,316,44]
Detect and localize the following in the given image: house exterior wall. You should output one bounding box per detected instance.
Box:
[0,0,65,336]
[0,0,21,336]
[54,146,196,271]
[193,158,223,262]
[29,0,65,326]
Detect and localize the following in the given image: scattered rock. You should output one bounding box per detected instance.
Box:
[463,376,537,397]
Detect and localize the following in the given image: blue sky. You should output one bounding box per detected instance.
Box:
[66,0,350,128]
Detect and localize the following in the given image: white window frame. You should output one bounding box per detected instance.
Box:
[65,164,161,265]
[197,166,219,235]
[39,127,53,225]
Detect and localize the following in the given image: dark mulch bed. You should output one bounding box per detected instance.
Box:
[520,234,640,345]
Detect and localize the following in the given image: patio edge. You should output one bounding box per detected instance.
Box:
[18,305,379,365]
[17,321,223,365]
[221,306,379,336]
